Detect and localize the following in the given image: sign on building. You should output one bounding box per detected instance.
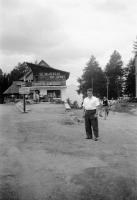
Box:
[19,87,30,94]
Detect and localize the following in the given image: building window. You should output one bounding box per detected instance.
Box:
[47,90,61,98]
[35,75,38,82]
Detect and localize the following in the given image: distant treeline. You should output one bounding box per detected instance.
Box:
[0,37,137,98]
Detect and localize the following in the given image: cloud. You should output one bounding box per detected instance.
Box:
[93,0,128,13]
[1,3,67,55]
[0,51,35,73]
[0,0,20,10]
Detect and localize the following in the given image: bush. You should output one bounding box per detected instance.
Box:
[128,97,137,103]
[66,98,72,105]
[71,101,79,109]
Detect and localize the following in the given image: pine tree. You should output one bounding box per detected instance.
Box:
[133,36,137,56]
[10,62,26,82]
[105,50,123,99]
[0,62,27,94]
[0,68,2,76]
[77,55,106,98]
[124,59,135,97]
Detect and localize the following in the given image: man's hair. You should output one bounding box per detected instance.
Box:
[87,88,93,92]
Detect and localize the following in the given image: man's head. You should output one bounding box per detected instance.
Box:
[87,88,93,98]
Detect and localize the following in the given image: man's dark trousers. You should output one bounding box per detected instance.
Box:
[85,110,99,138]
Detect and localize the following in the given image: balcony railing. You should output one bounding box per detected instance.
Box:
[32,81,66,86]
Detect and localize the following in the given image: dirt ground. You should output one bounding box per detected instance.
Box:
[0,103,137,200]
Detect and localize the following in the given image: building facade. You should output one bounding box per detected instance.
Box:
[21,60,70,101]
[5,60,70,102]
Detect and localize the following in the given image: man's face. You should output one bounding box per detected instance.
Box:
[87,91,93,97]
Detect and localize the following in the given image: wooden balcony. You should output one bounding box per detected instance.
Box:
[32,81,66,86]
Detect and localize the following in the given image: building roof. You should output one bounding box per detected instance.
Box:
[39,60,51,68]
[3,82,20,94]
[25,62,70,80]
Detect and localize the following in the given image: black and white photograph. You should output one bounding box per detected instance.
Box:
[0,0,137,199]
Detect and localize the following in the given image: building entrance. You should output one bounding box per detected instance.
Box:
[47,90,61,99]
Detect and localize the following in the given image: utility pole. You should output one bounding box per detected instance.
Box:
[92,78,94,92]
[107,77,109,99]
[23,75,26,113]
[105,75,109,99]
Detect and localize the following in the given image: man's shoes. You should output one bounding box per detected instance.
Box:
[85,137,92,139]
[94,137,98,141]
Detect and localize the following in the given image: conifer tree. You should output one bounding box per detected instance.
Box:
[77,55,106,98]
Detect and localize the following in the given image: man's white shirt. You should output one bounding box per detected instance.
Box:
[83,96,100,110]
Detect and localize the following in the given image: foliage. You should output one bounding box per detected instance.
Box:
[66,98,80,109]
[105,50,123,99]
[0,68,3,76]
[133,36,137,56]
[124,59,135,97]
[71,101,79,109]
[0,70,9,94]
[66,98,72,106]
[0,62,26,95]
[9,62,26,82]
[77,55,106,98]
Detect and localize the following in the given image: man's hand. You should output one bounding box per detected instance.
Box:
[94,113,98,118]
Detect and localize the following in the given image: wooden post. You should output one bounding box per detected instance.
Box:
[105,75,109,99]
[107,81,109,99]
[92,78,93,92]
[23,94,26,113]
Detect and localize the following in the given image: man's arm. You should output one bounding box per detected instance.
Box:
[82,100,85,118]
[95,98,100,117]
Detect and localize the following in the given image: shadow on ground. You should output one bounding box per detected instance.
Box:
[1,167,137,200]
[70,167,137,200]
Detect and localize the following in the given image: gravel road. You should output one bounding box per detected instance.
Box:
[0,103,137,200]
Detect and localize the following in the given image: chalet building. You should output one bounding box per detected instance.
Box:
[4,60,70,101]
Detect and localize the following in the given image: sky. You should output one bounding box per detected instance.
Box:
[0,0,137,85]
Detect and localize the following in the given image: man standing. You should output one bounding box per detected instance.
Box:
[83,88,100,141]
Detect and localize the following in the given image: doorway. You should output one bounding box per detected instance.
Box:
[47,90,61,99]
